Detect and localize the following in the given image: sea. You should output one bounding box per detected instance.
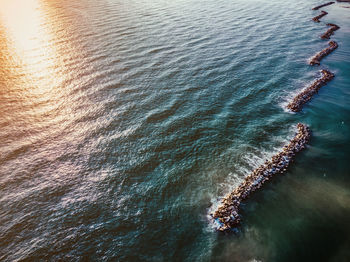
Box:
[0,0,349,261]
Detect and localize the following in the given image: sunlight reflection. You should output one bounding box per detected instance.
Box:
[0,0,64,96]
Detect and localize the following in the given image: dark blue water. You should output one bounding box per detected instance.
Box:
[0,0,349,261]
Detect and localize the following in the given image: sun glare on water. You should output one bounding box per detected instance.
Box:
[0,0,65,96]
[1,0,44,51]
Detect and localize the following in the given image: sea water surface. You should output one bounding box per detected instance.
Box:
[0,0,349,261]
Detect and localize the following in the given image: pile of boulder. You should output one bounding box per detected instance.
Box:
[312,11,328,22]
[211,124,311,232]
[309,41,338,65]
[321,23,340,39]
[312,2,335,10]
[287,70,334,112]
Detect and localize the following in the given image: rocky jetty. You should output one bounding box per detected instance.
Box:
[312,2,335,10]
[211,124,311,232]
[312,11,328,22]
[321,23,340,39]
[286,70,334,112]
[309,40,338,65]
[211,2,343,234]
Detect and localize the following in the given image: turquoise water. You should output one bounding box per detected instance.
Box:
[0,0,349,261]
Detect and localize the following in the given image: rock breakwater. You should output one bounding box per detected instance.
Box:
[312,2,335,10]
[286,70,334,112]
[321,23,340,39]
[212,124,311,232]
[212,2,342,233]
[309,40,338,65]
[312,11,328,22]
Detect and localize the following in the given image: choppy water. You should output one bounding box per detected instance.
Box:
[0,0,349,261]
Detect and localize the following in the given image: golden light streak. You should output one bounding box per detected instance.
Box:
[0,0,64,96]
